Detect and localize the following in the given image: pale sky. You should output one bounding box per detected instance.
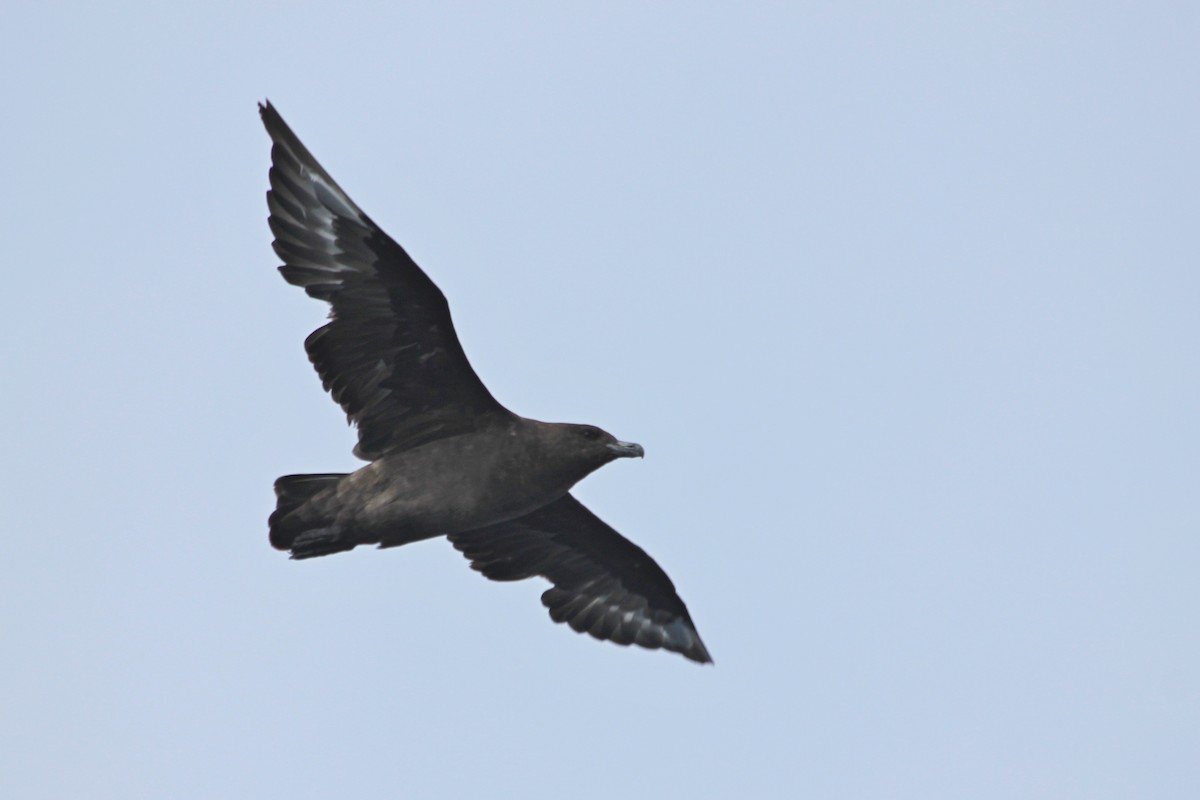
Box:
[3,3,1198,798]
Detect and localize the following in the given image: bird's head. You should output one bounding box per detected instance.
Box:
[534,422,644,488]
[569,423,645,464]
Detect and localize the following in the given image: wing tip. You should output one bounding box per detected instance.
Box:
[662,619,713,665]
[559,602,714,665]
[258,100,298,150]
[685,636,715,665]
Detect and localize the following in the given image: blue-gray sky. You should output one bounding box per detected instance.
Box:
[3,3,1198,798]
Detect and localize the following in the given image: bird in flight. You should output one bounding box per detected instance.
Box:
[259,102,710,664]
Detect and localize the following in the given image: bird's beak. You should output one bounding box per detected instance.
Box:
[607,440,645,459]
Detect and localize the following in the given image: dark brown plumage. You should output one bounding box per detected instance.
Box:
[260,101,710,664]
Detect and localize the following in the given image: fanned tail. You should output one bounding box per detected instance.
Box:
[269,473,353,558]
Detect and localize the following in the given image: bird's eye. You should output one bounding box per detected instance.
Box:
[580,427,601,440]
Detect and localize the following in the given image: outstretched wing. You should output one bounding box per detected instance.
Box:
[449,494,711,664]
[260,102,510,459]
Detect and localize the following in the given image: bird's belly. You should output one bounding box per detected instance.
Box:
[340,450,566,541]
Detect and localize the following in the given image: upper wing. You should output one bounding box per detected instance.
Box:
[260,102,511,459]
[449,494,711,664]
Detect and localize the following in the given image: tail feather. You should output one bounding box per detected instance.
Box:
[269,473,348,554]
